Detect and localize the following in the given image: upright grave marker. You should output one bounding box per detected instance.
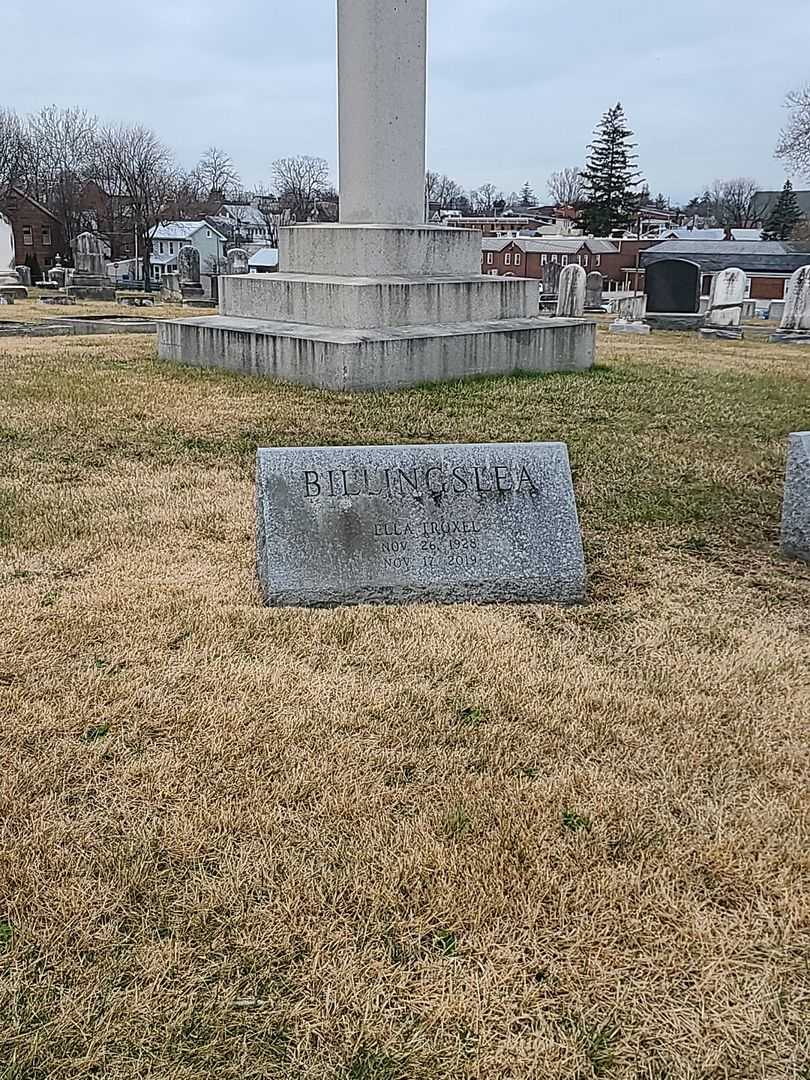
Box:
[0,213,28,300]
[782,431,810,562]
[700,267,747,340]
[771,267,810,344]
[557,264,586,318]
[586,271,604,310]
[256,443,586,607]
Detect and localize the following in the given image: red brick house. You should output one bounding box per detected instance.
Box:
[482,236,659,287]
[0,187,67,276]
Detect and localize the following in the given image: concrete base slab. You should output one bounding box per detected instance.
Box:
[65,286,117,301]
[700,327,744,340]
[182,297,218,309]
[219,272,535,328]
[645,313,705,332]
[157,314,596,392]
[280,223,481,277]
[770,331,810,345]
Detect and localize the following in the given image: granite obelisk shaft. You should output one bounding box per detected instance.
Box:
[338,0,427,225]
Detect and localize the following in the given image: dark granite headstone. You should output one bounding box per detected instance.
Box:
[542,262,562,295]
[645,259,701,314]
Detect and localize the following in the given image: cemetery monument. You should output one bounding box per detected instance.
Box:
[0,213,28,300]
[771,267,810,344]
[159,0,595,391]
[557,264,586,318]
[645,258,702,330]
[65,233,115,301]
[700,267,747,340]
[585,271,604,310]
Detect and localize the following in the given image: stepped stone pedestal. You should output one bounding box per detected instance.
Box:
[157,0,595,389]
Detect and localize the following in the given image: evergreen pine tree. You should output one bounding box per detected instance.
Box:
[762,180,804,240]
[579,103,644,236]
[520,181,535,208]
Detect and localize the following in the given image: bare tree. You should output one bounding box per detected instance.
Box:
[272,156,330,221]
[193,146,240,200]
[777,85,810,179]
[469,183,502,216]
[547,167,585,207]
[709,177,760,228]
[95,124,178,291]
[24,106,98,240]
[0,108,27,198]
[426,171,464,212]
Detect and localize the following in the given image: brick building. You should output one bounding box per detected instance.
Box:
[482,237,630,281]
[0,187,67,277]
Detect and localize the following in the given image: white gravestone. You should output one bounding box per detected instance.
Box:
[227,248,249,275]
[0,213,28,298]
[256,442,586,607]
[700,267,747,339]
[556,264,586,319]
[772,267,810,343]
[585,271,603,309]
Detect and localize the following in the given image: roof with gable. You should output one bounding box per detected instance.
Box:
[216,204,269,229]
[640,239,810,275]
[482,236,618,255]
[149,220,227,242]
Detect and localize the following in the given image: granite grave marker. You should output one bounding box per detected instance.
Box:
[556,264,586,319]
[256,442,586,607]
[782,431,810,562]
[645,258,701,314]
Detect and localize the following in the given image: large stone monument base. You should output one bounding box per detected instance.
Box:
[158,224,595,391]
[65,285,116,301]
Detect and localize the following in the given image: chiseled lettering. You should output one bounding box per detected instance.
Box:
[304,471,321,497]
[517,466,539,493]
[474,467,492,493]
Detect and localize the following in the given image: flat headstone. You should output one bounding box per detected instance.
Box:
[646,258,701,314]
[256,442,585,607]
[782,432,810,562]
[556,264,586,318]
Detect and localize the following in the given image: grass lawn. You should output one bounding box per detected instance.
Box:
[1,325,809,1079]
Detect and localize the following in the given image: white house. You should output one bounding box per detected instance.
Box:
[147,220,227,283]
[211,204,272,245]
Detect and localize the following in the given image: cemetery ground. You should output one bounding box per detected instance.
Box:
[1,326,809,1080]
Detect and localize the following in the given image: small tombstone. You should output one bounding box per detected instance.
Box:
[0,213,27,298]
[542,261,562,296]
[256,442,586,607]
[700,267,747,339]
[16,265,32,287]
[781,431,810,561]
[645,259,701,314]
[227,248,249,275]
[71,232,108,284]
[585,271,603,309]
[178,245,204,300]
[771,267,810,343]
[556,264,586,319]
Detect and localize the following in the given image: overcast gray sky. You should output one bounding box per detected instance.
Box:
[3,0,808,203]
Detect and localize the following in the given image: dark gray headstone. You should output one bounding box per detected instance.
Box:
[586,271,603,308]
[256,442,585,607]
[178,245,201,285]
[782,431,810,562]
[542,261,562,295]
[645,259,701,314]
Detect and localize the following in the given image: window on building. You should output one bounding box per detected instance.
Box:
[41,227,52,246]
[7,196,17,211]
[541,255,548,266]
[505,253,512,266]
[22,227,33,246]
[595,255,602,267]
[206,230,212,238]
[514,253,522,266]
[562,255,569,266]
[159,242,165,255]
[486,252,494,265]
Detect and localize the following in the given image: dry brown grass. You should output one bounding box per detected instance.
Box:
[3,294,187,324]
[1,328,809,1079]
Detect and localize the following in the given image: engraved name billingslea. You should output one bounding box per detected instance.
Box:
[301,463,540,499]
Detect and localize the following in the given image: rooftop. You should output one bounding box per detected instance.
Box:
[150,220,227,241]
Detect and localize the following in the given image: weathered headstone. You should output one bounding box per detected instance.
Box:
[256,442,586,607]
[542,261,562,297]
[556,264,586,318]
[227,248,249,275]
[645,258,701,314]
[781,432,810,562]
[16,265,32,287]
[700,267,747,340]
[771,266,810,344]
[178,245,204,300]
[609,319,650,335]
[0,213,28,299]
[585,271,603,309]
[66,232,115,300]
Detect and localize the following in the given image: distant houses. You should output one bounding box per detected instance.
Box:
[640,239,810,301]
[147,220,228,284]
[0,187,67,278]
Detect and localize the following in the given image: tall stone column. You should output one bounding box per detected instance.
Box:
[338,0,427,225]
